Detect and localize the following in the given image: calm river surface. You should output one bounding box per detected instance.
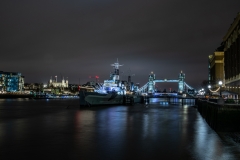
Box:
[0,99,240,160]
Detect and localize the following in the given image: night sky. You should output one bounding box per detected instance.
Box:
[1,0,239,90]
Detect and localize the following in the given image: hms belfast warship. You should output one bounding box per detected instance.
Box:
[79,60,140,106]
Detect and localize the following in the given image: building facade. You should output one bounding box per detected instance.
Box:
[24,83,43,93]
[0,71,24,92]
[208,51,224,88]
[223,12,240,96]
[48,76,68,88]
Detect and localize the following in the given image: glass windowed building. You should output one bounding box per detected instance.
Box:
[0,71,24,92]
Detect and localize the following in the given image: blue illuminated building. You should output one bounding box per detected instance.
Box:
[0,71,24,92]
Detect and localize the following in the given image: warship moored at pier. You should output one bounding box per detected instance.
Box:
[79,60,141,106]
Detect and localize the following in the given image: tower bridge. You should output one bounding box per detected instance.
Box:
[137,71,195,94]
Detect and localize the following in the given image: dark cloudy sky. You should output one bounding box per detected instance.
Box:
[1,0,239,90]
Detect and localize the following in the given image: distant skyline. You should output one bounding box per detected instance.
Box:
[1,0,240,90]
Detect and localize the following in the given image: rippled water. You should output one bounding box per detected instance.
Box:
[0,99,239,160]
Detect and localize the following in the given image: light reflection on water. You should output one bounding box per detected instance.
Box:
[0,99,239,159]
[192,113,236,160]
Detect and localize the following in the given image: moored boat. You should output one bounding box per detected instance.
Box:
[79,60,140,106]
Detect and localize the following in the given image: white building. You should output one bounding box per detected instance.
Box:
[48,76,68,88]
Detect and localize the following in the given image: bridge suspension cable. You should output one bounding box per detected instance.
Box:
[137,82,149,93]
[184,82,194,90]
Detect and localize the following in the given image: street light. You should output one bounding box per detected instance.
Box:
[208,85,211,89]
[218,81,222,97]
[208,85,211,97]
[199,88,205,95]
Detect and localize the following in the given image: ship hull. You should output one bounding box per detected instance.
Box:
[79,91,123,106]
[85,94,123,105]
[79,90,143,106]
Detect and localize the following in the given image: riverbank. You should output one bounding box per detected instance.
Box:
[196,99,240,148]
[196,99,240,132]
[218,132,240,144]
[0,93,79,99]
[0,93,34,99]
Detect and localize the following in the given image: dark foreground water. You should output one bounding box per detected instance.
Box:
[0,99,240,160]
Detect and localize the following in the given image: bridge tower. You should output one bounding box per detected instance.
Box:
[148,71,155,93]
[178,71,185,93]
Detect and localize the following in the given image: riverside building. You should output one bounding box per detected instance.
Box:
[48,76,68,88]
[208,50,224,88]
[223,12,240,97]
[0,71,24,92]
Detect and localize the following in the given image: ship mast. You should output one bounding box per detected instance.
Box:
[111,59,123,81]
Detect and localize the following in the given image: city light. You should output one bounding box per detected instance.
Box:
[218,81,223,86]
[218,80,222,96]
[198,88,205,95]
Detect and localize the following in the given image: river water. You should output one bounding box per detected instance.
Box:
[0,99,240,160]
